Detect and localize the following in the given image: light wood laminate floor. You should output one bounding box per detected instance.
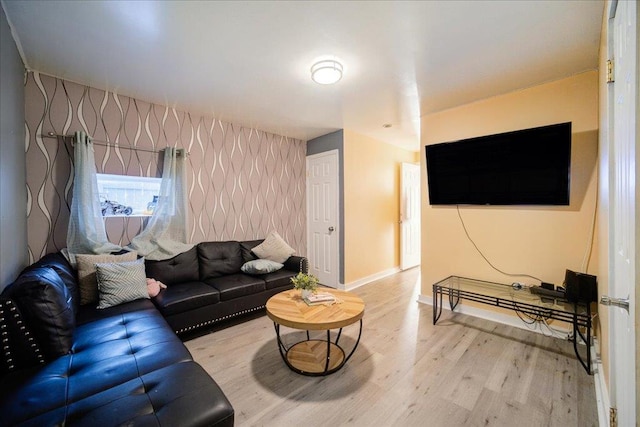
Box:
[185,268,597,426]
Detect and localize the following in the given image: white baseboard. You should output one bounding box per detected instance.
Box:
[591,337,610,427]
[417,294,571,336]
[344,267,401,291]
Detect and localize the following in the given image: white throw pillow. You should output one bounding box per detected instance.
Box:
[251,232,295,263]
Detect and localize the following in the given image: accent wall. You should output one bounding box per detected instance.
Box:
[24,72,306,263]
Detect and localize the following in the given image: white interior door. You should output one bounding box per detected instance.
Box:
[306,150,339,288]
[604,0,637,424]
[400,162,421,270]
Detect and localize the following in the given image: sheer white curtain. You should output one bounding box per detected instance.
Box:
[128,147,193,260]
[64,131,122,265]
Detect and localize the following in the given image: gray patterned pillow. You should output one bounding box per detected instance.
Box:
[95,258,148,309]
[76,251,138,305]
[241,259,283,275]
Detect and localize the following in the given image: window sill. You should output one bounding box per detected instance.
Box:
[102,214,152,218]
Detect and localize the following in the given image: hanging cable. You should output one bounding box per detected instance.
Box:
[456,205,543,282]
[581,163,599,273]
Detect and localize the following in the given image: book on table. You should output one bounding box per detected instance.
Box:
[303,292,336,305]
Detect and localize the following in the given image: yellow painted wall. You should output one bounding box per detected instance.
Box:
[343,129,418,284]
[420,72,599,300]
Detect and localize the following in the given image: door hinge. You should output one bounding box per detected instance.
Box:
[606,59,615,83]
[609,407,617,427]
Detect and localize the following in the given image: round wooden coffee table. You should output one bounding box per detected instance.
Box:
[265,288,365,376]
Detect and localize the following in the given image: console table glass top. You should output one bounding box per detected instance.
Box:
[432,276,592,374]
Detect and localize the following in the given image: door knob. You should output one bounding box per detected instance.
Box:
[600,295,630,312]
[328,226,335,232]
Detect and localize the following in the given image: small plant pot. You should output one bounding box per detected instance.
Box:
[301,289,313,299]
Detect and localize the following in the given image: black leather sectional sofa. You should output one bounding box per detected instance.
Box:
[0,239,307,426]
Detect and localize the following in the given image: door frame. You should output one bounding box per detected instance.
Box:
[400,162,421,270]
[601,0,638,424]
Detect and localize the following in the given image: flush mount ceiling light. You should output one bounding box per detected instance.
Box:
[311,59,343,85]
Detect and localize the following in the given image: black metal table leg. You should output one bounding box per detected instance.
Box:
[449,287,460,311]
[324,330,331,373]
[273,323,289,361]
[433,285,444,324]
[572,303,591,375]
[342,319,363,365]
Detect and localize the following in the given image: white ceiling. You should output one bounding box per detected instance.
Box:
[3,0,603,151]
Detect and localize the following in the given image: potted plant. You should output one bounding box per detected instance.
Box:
[291,272,319,299]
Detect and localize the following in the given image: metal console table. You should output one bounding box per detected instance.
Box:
[432,276,592,374]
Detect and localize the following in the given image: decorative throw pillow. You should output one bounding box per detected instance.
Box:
[251,232,295,263]
[241,259,284,275]
[76,251,137,305]
[146,278,167,298]
[95,258,149,309]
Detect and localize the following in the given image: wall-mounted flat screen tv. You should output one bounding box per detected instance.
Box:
[425,122,571,205]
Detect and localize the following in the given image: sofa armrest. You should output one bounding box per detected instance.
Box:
[0,298,45,376]
[283,256,308,274]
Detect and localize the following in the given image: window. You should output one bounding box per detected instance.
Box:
[96,173,161,217]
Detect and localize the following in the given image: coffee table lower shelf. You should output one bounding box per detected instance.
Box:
[273,322,361,376]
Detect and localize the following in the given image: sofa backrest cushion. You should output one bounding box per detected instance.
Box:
[145,246,199,286]
[240,240,263,263]
[198,241,243,280]
[4,267,75,361]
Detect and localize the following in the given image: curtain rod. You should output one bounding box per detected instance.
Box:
[42,132,189,156]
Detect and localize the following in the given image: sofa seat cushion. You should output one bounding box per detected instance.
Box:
[262,269,297,290]
[205,274,266,301]
[198,241,243,279]
[152,281,220,316]
[0,357,70,424]
[76,299,156,326]
[0,304,193,425]
[69,314,193,401]
[64,361,234,427]
[145,246,200,286]
[5,362,234,427]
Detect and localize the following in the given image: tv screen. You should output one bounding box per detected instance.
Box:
[425,122,571,205]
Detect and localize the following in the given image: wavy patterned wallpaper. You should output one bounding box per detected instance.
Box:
[25,72,306,263]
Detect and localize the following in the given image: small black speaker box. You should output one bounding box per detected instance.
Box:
[564,269,597,303]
